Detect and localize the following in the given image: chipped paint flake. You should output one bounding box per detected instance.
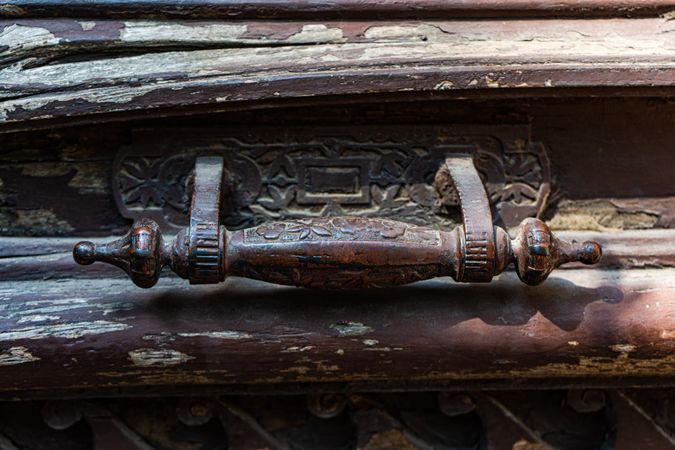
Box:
[17,315,60,324]
[434,80,454,90]
[128,348,194,367]
[0,346,39,366]
[177,331,251,340]
[286,24,344,43]
[120,21,247,43]
[660,330,675,339]
[331,321,373,337]
[610,343,636,353]
[281,346,314,353]
[363,339,379,346]
[0,321,131,341]
[78,21,96,31]
[0,24,59,53]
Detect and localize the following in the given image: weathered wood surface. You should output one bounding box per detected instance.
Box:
[5,0,675,19]
[0,268,672,396]
[1,99,674,236]
[5,16,675,126]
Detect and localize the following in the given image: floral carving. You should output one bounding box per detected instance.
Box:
[244,218,439,245]
[114,126,550,231]
[255,223,286,239]
[332,217,372,234]
[287,223,332,240]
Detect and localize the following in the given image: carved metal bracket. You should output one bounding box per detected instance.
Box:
[112,126,551,232]
[75,156,600,288]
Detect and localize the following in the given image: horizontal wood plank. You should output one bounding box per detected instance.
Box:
[4,0,675,19]
[0,268,672,396]
[4,17,675,126]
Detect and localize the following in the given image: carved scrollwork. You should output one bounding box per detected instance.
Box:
[244,217,440,245]
[113,127,550,232]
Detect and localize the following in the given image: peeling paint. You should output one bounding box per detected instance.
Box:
[363,24,450,42]
[177,331,251,340]
[286,24,344,43]
[78,21,97,32]
[120,21,247,43]
[17,315,61,324]
[128,348,194,367]
[610,343,637,357]
[281,346,314,353]
[0,321,131,341]
[0,346,39,366]
[0,24,59,53]
[548,199,660,231]
[434,80,454,90]
[331,322,373,337]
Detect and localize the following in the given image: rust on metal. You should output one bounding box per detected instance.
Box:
[74,156,601,288]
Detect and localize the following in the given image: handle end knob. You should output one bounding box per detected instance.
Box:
[73,241,97,265]
[73,219,168,288]
[512,218,602,286]
[575,241,603,265]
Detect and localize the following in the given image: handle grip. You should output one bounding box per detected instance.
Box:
[74,156,601,288]
[226,217,455,289]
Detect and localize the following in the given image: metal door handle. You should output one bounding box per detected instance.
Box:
[74,156,601,288]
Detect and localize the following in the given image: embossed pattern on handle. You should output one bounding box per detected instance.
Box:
[74,156,601,288]
[226,216,455,289]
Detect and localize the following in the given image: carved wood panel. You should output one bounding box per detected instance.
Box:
[3,390,673,450]
[113,126,550,232]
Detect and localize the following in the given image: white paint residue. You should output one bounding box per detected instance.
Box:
[660,330,675,339]
[78,21,96,31]
[17,315,60,324]
[0,321,131,341]
[610,344,636,353]
[177,331,251,340]
[281,346,314,353]
[330,322,373,337]
[610,343,637,359]
[0,24,59,52]
[362,339,379,346]
[120,21,247,43]
[128,348,195,367]
[0,346,39,366]
[286,24,344,43]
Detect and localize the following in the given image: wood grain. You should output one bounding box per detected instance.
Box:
[0,268,672,396]
[5,17,675,126]
[4,0,675,19]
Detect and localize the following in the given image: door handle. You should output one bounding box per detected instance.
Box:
[74,156,601,288]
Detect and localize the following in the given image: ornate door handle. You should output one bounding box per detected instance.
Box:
[74,156,601,288]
